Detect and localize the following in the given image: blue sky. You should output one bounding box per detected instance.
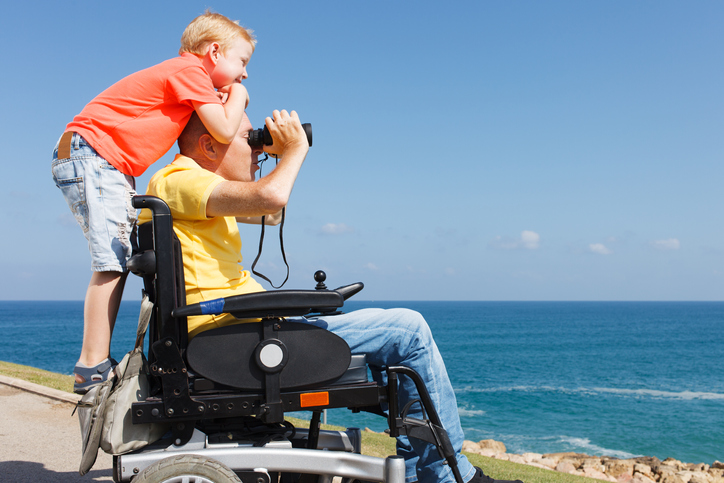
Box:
[1,1,722,301]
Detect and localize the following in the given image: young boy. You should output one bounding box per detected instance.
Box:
[51,11,255,394]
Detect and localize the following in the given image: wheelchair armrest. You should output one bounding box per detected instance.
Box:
[171,290,345,319]
[334,282,364,301]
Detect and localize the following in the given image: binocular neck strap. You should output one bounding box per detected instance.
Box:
[251,207,290,289]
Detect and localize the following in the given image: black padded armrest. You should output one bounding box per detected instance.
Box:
[171,289,345,319]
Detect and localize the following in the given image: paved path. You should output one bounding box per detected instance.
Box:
[0,376,114,482]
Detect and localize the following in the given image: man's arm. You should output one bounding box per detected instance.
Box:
[193,83,248,143]
[207,110,308,218]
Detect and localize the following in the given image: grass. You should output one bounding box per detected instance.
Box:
[0,361,600,483]
[0,360,74,393]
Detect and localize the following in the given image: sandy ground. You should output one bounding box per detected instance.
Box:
[0,382,114,482]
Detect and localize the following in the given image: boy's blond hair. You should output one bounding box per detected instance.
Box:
[179,11,256,56]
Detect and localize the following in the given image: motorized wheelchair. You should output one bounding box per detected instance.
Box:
[115,195,464,483]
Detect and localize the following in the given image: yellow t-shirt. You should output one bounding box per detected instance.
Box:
[139,154,264,337]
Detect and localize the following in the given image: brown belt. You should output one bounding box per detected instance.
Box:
[57,132,74,159]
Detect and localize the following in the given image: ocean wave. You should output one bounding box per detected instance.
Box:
[458,407,486,417]
[457,385,562,394]
[557,436,639,459]
[456,385,724,400]
[591,388,724,400]
[461,431,639,459]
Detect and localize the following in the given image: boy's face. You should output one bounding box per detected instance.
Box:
[210,37,253,88]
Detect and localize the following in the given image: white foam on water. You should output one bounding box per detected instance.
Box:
[458,406,486,417]
[557,436,639,459]
[456,385,563,394]
[456,385,724,400]
[592,387,724,400]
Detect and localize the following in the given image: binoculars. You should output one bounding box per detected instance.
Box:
[248,123,313,147]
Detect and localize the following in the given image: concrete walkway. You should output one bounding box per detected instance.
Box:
[0,375,114,482]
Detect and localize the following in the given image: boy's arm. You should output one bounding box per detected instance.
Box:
[193,83,248,144]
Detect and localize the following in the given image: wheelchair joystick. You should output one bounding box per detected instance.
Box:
[314,270,327,290]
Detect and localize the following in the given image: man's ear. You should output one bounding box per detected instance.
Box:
[198,134,218,160]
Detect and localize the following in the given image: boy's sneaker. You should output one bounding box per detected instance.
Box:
[469,466,524,483]
[73,358,116,394]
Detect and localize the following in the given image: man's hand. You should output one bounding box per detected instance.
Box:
[205,109,308,218]
[236,208,284,226]
[265,208,284,225]
[263,110,308,157]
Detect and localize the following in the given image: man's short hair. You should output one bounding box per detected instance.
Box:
[178,112,211,156]
[179,10,256,56]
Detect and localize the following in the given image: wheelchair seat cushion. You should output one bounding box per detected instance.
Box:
[186,320,352,390]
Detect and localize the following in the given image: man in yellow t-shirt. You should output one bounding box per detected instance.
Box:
[140,110,520,483]
[138,109,297,337]
[139,151,266,337]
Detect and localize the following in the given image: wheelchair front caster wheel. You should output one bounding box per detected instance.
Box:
[132,454,242,483]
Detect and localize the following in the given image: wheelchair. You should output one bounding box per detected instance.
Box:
[115,195,464,483]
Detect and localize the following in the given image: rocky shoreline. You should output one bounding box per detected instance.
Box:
[463,439,724,483]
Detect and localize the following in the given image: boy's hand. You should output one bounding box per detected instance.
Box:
[264,110,308,157]
[218,83,249,108]
[193,84,247,144]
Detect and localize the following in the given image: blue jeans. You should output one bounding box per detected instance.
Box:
[51,133,137,271]
[305,308,476,483]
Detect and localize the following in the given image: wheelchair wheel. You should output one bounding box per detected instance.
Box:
[132,454,242,483]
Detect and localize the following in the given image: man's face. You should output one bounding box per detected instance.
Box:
[216,114,264,182]
[210,37,253,88]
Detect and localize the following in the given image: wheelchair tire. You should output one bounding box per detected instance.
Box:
[131,454,242,483]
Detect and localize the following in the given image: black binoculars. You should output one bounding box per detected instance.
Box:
[248,123,313,147]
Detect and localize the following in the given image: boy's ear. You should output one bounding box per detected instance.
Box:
[206,42,222,65]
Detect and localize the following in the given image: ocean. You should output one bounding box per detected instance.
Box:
[1,300,722,464]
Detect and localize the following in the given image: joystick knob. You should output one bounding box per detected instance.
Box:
[314,270,327,290]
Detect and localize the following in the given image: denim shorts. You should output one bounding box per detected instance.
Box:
[52,133,137,272]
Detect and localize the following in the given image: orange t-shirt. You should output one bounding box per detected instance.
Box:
[66,53,221,177]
